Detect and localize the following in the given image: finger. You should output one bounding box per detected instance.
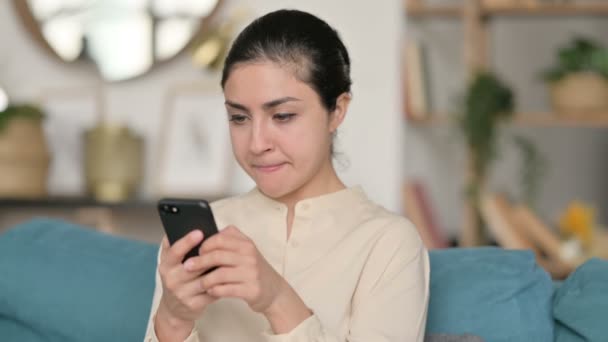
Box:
[175,275,217,298]
[200,267,250,292]
[206,283,246,299]
[168,283,219,311]
[160,235,170,256]
[221,226,249,240]
[200,231,250,254]
[185,250,245,273]
[163,258,206,286]
[164,230,203,266]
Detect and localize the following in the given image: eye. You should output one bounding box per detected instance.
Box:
[273,113,296,122]
[228,114,248,125]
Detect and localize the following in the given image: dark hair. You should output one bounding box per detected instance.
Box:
[220,9,352,112]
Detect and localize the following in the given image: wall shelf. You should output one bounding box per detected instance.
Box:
[406,1,608,18]
[404,0,608,247]
[408,113,608,128]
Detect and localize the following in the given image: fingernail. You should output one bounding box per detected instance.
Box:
[191,230,202,240]
[184,259,194,271]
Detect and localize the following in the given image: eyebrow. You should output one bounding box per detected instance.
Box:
[225,97,301,112]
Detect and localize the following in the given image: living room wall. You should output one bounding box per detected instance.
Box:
[0,0,405,213]
[0,0,606,238]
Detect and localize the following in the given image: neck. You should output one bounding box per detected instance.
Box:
[278,160,345,238]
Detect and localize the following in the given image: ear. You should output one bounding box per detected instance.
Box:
[328,92,351,133]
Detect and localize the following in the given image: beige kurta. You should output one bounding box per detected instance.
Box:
[144,186,429,341]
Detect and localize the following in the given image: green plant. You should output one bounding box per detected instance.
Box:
[512,135,546,209]
[0,104,45,132]
[459,72,514,198]
[456,72,547,244]
[542,37,608,83]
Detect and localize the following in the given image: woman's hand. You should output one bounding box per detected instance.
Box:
[155,231,218,341]
[185,225,283,312]
[184,226,312,333]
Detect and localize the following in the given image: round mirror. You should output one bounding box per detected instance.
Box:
[14,0,223,82]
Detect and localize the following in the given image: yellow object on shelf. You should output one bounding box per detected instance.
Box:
[558,200,596,248]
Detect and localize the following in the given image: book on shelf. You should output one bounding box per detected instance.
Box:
[403,180,449,249]
[403,39,431,121]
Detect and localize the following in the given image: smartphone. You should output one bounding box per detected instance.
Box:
[157,198,219,265]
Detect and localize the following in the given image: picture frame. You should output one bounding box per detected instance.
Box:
[155,82,233,199]
[37,86,103,196]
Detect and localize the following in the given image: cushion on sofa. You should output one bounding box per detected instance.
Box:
[553,258,608,342]
[0,218,158,342]
[427,247,554,342]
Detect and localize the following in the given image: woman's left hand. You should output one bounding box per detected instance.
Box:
[184,225,286,314]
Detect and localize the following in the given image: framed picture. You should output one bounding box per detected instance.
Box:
[38,86,102,196]
[155,82,233,198]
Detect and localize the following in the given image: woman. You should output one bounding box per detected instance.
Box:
[145,9,429,342]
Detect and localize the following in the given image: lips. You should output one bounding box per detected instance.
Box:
[253,162,286,173]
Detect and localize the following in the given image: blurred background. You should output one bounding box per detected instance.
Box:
[0,0,606,278]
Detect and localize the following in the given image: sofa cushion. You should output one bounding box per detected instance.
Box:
[0,218,158,342]
[427,247,554,342]
[553,258,608,342]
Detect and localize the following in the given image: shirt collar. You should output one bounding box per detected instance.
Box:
[245,185,367,217]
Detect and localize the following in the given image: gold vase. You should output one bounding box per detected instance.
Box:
[84,123,143,202]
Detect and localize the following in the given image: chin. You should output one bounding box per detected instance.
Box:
[255,178,300,200]
[256,182,289,199]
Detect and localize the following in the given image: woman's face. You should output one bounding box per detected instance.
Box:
[223,61,346,201]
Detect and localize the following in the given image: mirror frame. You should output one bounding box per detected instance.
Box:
[12,0,225,81]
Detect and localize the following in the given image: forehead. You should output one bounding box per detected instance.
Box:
[223,61,318,106]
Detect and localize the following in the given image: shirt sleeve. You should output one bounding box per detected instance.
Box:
[261,223,430,342]
[143,246,201,342]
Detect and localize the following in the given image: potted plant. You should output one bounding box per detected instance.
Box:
[457,72,546,246]
[0,104,50,198]
[542,37,608,117]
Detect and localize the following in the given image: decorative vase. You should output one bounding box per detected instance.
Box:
[550,72,608,117]
[0,118,50,198]
[84,123,143,202]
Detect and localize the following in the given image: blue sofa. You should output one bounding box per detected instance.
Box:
[0,219,606,341]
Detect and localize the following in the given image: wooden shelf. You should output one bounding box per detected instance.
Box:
[405,2,608,18]
[0,197,157,209]
[406,3,461,17]
[513,113,608,127]
[486,3,608,16]
[407,113,608,128]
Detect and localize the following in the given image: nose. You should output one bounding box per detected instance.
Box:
[249,120,273,154]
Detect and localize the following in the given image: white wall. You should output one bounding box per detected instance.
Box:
[5,1,604,237]
[0,0,405,213]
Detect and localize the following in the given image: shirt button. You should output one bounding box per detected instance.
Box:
[290,240,299,248]
[301,203,310,210]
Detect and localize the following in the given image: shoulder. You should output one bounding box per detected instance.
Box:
[351,201,429,295]
[355,200,425,262]
[357,199,422,245]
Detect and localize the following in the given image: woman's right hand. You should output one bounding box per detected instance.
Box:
[154,230,218,341]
